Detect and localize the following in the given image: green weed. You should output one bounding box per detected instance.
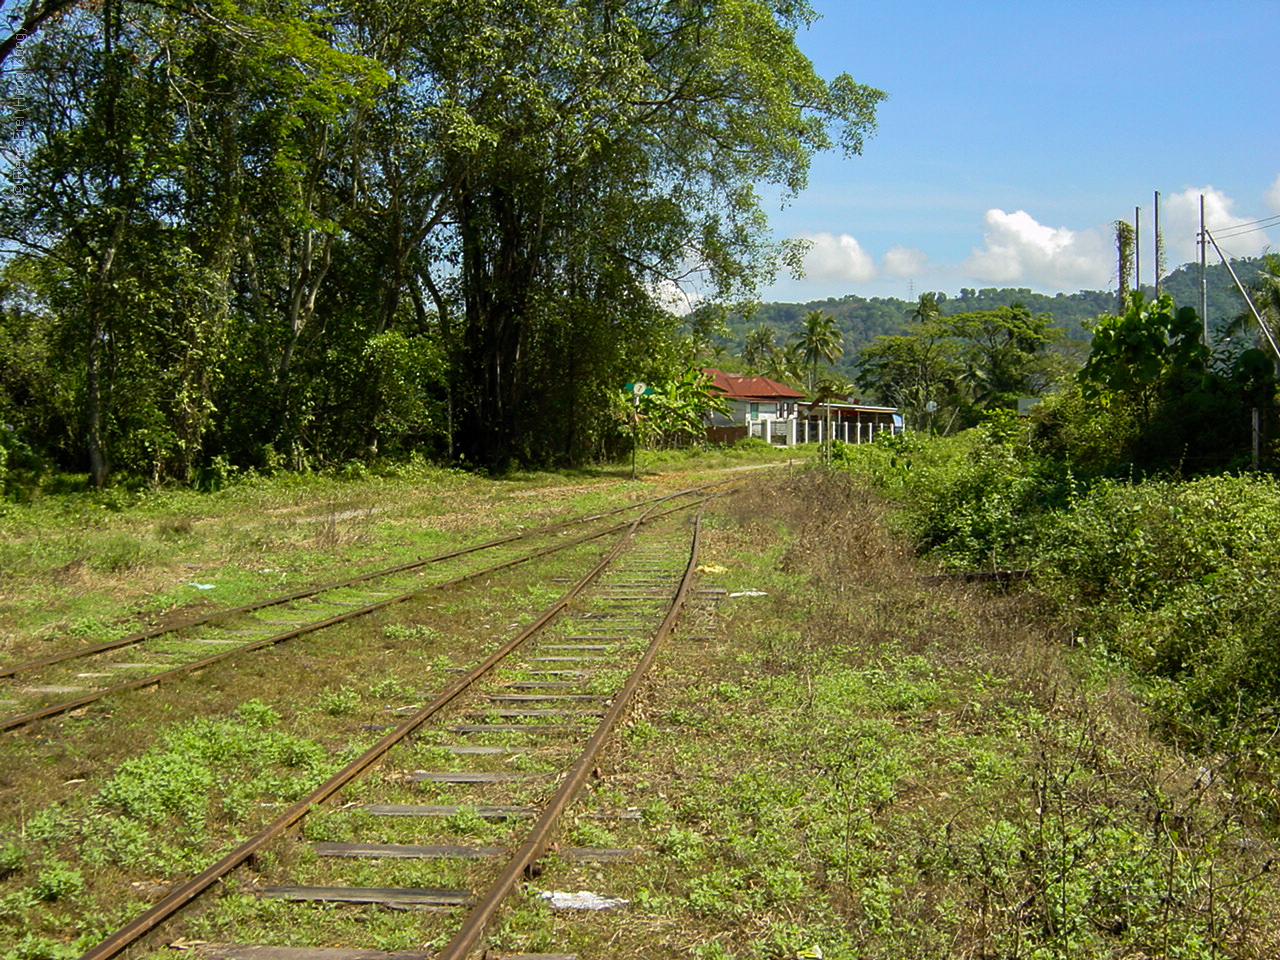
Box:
[382,623,442,643]
[32,862,83,902]
[4,936,79,960]
[317,686,360,716]
[567,820,617,848]
[0,842,24,880]
[368,675,415,699]
[656,826,705,867]
[85,534,150,573]
[444,806,496,841]
[235,698,282,727]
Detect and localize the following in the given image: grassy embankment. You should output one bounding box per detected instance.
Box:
[4,444,1278,959]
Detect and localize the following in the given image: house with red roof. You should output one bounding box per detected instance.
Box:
[703,368,901,446]
[702,369,804,444]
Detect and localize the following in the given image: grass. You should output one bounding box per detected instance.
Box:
[0,460,687,667]
[0,463,722,953]
[5,455,1274,958]
[490,469,1280,959]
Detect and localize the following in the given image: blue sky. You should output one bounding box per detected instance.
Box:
[756,0,1280,304]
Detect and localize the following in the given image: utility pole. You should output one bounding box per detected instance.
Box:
[1199,194,1209,345]
[1134,206,1141,297]
[1154,190,1162,296]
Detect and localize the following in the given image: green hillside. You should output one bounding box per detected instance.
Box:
[717,257,1269,379]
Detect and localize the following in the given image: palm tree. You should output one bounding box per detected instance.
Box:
[793,310,844,393]
[764,341,804,386]
[1247,255,1280,357]
[907,292,942,327]
[742,324,777,373]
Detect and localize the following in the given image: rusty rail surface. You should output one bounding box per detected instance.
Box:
[0,481,728,680]
[2,482,732,732]
[74,498,710,960]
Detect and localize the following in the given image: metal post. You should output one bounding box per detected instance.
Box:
[1259,407,1269,471]
[1200,194,1209,345]
[1154,190,1162,295]
[631,396,639,479]
[1134,206,1141,297]
[1253,408,1260,470]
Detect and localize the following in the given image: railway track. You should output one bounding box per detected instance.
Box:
[0,483,729,732]
[74,495,711,960]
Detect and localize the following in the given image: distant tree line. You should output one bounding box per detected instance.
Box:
[712,256,1280,455]
[715,257,1271,384]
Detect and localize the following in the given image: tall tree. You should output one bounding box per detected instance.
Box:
[1079,292,1207,420]
[764,340,805,387]
[854,332,958,433]
[1059,291,1270,473]
[940,303,1064,412]
[742,324,778,373]
[794,309,844,393]
[907,291,942,327]
[412,0,882,469]
[0,0,885,479]
[856,304,1065,431]
[1230,253,1280,362]
[0,0,383,481]
[0,0,80,67]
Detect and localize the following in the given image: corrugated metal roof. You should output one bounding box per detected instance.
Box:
[703,368,804,401]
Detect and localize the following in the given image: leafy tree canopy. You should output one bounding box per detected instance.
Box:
[854,300,1067,432]
[0,0,886,482]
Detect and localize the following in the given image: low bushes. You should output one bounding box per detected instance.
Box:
[837,426,1280,811]
[1037,475,1280,733]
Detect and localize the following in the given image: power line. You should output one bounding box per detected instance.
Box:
[1214,214,1280,240]
[1219,211,1280,231]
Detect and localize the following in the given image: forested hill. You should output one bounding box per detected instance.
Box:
[721,256,1269,365]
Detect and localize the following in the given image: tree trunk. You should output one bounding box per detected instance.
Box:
[455,182,541,471]
[84,215,127,489]
[85,315,108,489]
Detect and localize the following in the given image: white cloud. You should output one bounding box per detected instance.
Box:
[797,232,878,284]
[1163,186,1272,263]
[883,245,928,278]
[965,209,1111,289]
[1268,175,1280,215]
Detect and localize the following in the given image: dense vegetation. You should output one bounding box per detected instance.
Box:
[832,288,1280,826]
[0,0,883,482]
[0,0,1272,514]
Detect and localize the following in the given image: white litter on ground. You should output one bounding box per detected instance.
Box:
[538,890,629,911]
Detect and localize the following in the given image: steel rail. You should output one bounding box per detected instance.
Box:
[1,496,710,733]
[74,497,671,960]
[0,482,729,681]
[436,506,706,960]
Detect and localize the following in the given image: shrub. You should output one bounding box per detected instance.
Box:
[1038,474,1280,724]
[32,862,83,902]
[235,699,282,728]
[844,414,1067,570]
